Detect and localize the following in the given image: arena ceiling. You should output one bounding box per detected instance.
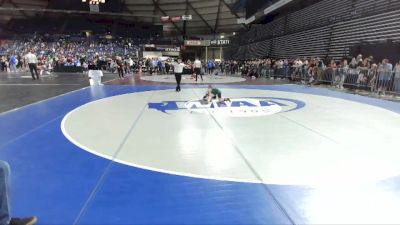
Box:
[0,0,248,36]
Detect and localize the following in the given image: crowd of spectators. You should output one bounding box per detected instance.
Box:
[0,34,138,74]
[1,35,400,95]
[231,55,400,96]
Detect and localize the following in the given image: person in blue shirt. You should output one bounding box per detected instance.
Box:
[220,61,225,74]
[207,60,215,75]
[9,55,17,73]
[157,59,163,74]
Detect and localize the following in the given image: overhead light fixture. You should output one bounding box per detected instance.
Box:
[82,0,106,5]
[220,35,225,39]
[264,0,293,15]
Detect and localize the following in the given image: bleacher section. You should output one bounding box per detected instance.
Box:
[286,0,351,33]
[328,9,400,59]
[229,0,400,60]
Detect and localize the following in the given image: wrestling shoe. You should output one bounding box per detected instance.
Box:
[10,217,38,225]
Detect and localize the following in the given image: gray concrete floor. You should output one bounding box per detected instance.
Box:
[1,71,398,114]
[0,72,292,113]
[0,72,118,113]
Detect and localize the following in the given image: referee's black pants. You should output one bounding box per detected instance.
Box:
[28,63,39,80]
[117,67,124,78]
[175,73,182,92]
[194,68,202,81]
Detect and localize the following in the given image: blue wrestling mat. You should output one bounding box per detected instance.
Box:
[1,85,400,225]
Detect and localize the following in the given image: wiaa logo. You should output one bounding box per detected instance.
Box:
[184,99,281,117]
[148,97,305,117]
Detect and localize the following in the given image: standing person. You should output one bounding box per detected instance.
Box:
[0,57,6,72]
[9,55,17,73]
[307,58,317,85]
[165,60,171,74]
[193,58,203,82]
[124,57,130,75]
[172,58,185,92]
[282,59,290,79]
[369,64,378,92]
[17,55,23,72]
[0,160,38,225]
[24,50,39,80]
[116,56,124,79]
[207,60,214,75]
[128,57,134,74]
[377,59,393,96]
[157,59,163,74]
[348,58,359,86]
[145,58,150,73]
[220,60,225,74]
[393,61,400,93]
[339,59,349,89]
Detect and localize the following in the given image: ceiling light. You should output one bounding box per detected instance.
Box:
[82,0,106,5]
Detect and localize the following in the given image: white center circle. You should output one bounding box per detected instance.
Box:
[61,88,400,187]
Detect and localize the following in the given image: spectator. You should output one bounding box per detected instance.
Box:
[9,55,17,73]
[115,56,124,79]
[283,59,290,78]
[0,56,6,72]
[377,59,393,96]
[307,58,317,85]
[326,59,337,85]
[207,60,214,75]
[393,61,400,93]
[369,63,378,92]
[315,57,325,84]
[356,58,371,87]
[291,58,303,81]
[348,58,359,86]
[337,59,349,89]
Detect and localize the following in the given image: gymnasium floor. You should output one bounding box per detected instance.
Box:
[1,72,400,225]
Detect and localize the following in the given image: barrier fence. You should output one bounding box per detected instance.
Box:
[235,65,400,96]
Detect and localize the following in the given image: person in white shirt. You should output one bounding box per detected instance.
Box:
[172,58,185,92]
[193,58,203,82]
[24,50,39,80]
[128,58,134,73]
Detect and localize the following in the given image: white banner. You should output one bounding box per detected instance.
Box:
[160,16,170,22]
[181,15,192,21]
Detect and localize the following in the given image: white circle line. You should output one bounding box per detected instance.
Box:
[60,90,264,185]
[61,113,262,184]
[60,88,400,186]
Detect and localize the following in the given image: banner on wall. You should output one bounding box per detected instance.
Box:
[181,15,192,21]
[184,39,230,47]
[160,16,170,22]
[143,51,163,58]
[171,16,182,22]
[210,39,230,46]
[184,40,210,46]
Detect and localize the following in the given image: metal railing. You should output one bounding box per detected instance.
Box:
[239,65,400,96]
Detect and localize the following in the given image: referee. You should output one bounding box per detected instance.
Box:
[24,50,39,80]
[172,58,185,92]
[193,57,203,81]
